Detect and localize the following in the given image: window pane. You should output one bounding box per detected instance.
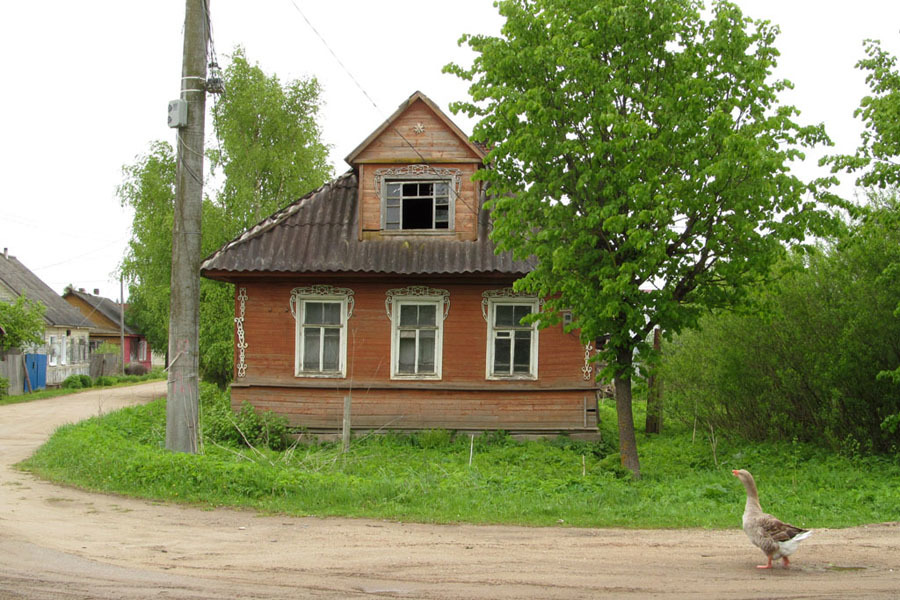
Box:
[322,302,341,325]
[386,182,401,198]
[399,304,418,326]
[398,333,416,373]
[402,182,417,197]
[418,330,435,373]
[493,336,511,374]
[418,304,436,326]
[434,181,449,197]
[513,331,531,373]
[322,329,340,370]
[495,305,514,327]
[386,205,400,226]
[514,305,531,324]
[420,182,433,196]
[303,328,320,370]
[304,302,324,325]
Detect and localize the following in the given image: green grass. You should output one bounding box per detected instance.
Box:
[18,398,900,529]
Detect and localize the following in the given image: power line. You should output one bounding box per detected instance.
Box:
[283,1,482,219]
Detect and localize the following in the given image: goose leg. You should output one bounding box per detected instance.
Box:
[782,556,791,568]
[757,557,774,569]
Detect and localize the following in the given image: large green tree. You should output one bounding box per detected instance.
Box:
[209,46,332,229]
[119,48,332,386]
[447,0,841,477]
[824,38,900,386]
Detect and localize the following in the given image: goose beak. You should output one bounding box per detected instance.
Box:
[731,469,739,476]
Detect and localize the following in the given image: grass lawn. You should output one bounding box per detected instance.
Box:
[18,396,900,529]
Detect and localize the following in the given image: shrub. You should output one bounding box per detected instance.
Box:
[124,363,148,376]
[77,374,93,388]
[0,375,8,399]
[200,382,289,451]
[95,376,115,387]
[61,375,84,389]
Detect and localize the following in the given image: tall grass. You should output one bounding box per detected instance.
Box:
[19,396,900,529]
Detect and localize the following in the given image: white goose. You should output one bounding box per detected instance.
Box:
[732,469,812,569]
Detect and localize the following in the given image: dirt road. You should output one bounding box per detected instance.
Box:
[0,382,897,599]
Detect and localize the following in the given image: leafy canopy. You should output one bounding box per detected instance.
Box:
[119,47,333,385]
[447,0,841,379]
[0,294,46,351]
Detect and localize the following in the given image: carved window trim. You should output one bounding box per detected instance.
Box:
[375,165,462,231]
[385,286,449,381]
[290,285,355,378]
[482,290,540,380]
[481,288,544,322]
[234,287,248,379]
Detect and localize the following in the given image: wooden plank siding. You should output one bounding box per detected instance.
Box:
[358,162,481,241]
[232,279,600,436]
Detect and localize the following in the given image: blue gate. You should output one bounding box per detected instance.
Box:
[24,354,47,392]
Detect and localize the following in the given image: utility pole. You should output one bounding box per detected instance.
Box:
[119,277,126,375]
[166,0,208,453]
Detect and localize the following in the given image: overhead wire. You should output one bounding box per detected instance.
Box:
[283,0,483,222]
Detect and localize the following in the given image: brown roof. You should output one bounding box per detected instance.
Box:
[200,170,534,280]
[63,288,137,336]
[0,254,92,329]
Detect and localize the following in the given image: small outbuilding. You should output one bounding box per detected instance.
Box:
[201,91,602,438]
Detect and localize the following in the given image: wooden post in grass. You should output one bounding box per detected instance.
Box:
[342,395,351,453]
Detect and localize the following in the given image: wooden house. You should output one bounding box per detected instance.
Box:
[201,91,601,438]
[62,287,152,372]
[0,249,91,387]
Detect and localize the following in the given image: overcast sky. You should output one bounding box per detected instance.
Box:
[1,1,898,301]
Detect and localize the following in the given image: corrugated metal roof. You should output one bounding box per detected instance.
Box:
[0,254,93,328]
[63,288,137,335]
[201,170,535,279]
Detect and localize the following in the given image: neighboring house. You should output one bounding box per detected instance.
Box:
[201,91,601,438]
[62,286,151,372]
[0,249,91,386]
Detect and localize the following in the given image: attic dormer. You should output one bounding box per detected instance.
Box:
[346,91,486,241]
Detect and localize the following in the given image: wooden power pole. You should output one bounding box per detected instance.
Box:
[166,0,208,453]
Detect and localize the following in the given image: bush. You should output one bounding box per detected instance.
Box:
[95,376,116,387]
[61,375,84,389]
[200,383,289,451]
[661,197,900,453]
[0,375,8,399]
[124,363,148,376]
[77,374,93,388]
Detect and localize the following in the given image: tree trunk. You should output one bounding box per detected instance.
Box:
[645,327,663,434]
[614,349,641,479]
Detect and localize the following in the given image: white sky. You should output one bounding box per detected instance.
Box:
[1,1,898,301]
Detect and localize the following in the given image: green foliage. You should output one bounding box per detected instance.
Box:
[61,375,85,389]
[661,194,900,452]
[446,0,843,478]
[0,294,46,351]
[209,46,332,231]
[200,383,289,451]
[824,39,900,385]
[95,376,115,387]
[119,47,333,387]
[823,38,900,190]
[21,398,900,528]
[94,341,120,354]
[0,375,8,400]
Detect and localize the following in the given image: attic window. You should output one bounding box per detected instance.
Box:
[385,180,450,230]
[375,165,461,231]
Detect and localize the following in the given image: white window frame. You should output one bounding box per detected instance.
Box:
[386,288,448,380]
[290,286,354,378]
[485,296,540,380]
[48,335,59,367]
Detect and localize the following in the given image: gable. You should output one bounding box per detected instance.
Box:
[346,92,484,166]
